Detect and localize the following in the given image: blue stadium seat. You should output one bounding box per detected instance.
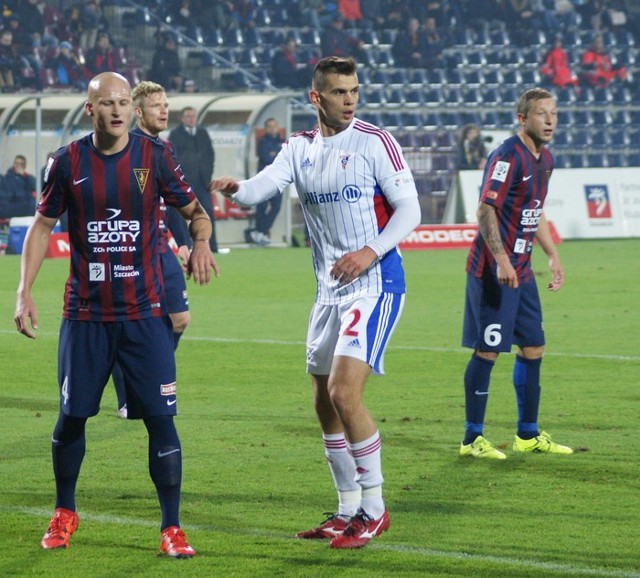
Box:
[483,69,503,87]
[385,87,405,108]
[480,87,500,106]
[364,87,386,108]
[463,87,482,106]
[590,131,610,147]
[464,69,484,87]
[404,88,425,108]
[422,112,442,130]
[443,87,462,107]
[400,112,424,130]
[629,153,640,167]
[571,128,591,148]
[380,112,402,130]
[423,86,444,106]
[609,129,630,148]
[465,50,486,68]
[440,111,462,129]
[395,131,415,148]
[446,68,464,86]
[586,153,606,168]
[606,153,626,168]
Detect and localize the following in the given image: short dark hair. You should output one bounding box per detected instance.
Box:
[517,88,555,117]
[312,57,357,91]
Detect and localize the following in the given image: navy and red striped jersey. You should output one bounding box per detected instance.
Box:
[466,134,554,283]
[130,126,178,255]
[38,132,196,321]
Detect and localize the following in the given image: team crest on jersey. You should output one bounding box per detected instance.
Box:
[133,169,150,194]
[339,151,351,169]
[491,161,510,182]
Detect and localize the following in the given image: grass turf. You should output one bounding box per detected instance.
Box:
[0,239,638,577]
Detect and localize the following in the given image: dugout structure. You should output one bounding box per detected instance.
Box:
[0,93,295,249]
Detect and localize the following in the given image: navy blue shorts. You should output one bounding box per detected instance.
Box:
[462,272,545,352]
[57,317,177,419]
[161,251,189,314]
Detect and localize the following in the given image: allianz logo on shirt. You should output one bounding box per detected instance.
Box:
[303,185,363,206]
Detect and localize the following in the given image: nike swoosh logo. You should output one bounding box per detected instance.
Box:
[73,177,89,185]
[474,390,489,395]
[359,517,388,539]
[157,448,181,458]
[167,399,177,406]
[523,175,532,181]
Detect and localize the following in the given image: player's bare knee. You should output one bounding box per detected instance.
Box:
[476,350,499,362]
[519,345,545,359]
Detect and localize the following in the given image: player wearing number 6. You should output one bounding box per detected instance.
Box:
[210,57,420,548]
[460,88,573,459]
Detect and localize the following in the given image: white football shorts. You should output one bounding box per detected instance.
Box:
[306,292,405,376]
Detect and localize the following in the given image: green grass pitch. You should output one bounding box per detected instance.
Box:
[0,239,639,577]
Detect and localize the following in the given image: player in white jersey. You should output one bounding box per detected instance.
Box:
[210,57,420,549]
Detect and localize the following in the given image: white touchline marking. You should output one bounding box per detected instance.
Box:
[4,506,639,578]
[2,330,638,363]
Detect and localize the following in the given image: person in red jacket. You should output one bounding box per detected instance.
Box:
[580,34,627,87]
[541,36,579,89]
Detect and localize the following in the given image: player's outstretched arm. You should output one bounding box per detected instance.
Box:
[15,214,58,338]
[209,177,239,198]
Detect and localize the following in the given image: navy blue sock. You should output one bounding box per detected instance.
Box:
[173,332,182,351]
[463,354,495,445]
[144,415,182,530]
[51,413,87,511]
[513,355,541,439]
[112,362,127,409]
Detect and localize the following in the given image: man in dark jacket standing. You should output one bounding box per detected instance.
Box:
[169,106,218,252]
[0,155,35,218]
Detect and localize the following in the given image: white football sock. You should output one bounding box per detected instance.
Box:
[323,433,360,517]
[348,431,385,519]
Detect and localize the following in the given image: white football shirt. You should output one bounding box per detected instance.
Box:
[238,118,418,305]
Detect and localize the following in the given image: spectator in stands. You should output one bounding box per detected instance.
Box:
[271,37,311,89]
[15,0,57,49]
[360,0,385,30]
[229,0,256,31]
[580,34,627,87]
[391,18,425,68]
[541,35,579,89]
[79,1,105,51]
[320,13,366,62]
[84,32,116,78]
[0,155,36,219]
[0,29,19,92]
[421,16,446,68]
[5,14,42,90]
[148,32,183,92]
[290,0,335,29]
[384,0,413,28]
[169,0,198,38]
[410,0,448,26]
[169,107,218,253]
[47,41,87,91]
[338,0,363,25]
[505,0,545,46]
[248,117,285,246]
[456,124,487,171]
[64,5,83,47]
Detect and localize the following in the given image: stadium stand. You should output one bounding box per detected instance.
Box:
[6,0,640,226]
